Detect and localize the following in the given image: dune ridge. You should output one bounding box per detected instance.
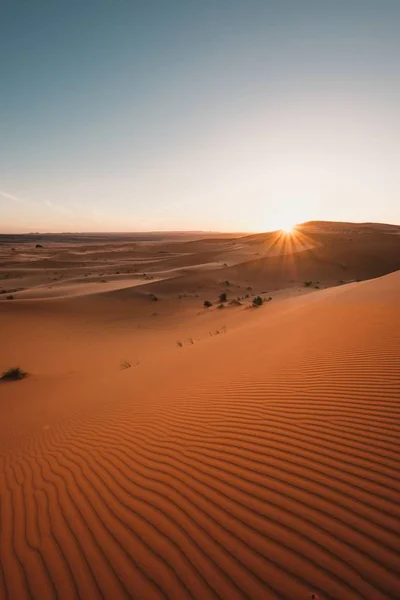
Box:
[1,269,399,599]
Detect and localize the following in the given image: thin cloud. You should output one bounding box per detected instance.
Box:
[1,189,71,217]
[0,189,23,203]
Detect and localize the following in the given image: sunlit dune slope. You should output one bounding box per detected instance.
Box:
[0,271,399,599]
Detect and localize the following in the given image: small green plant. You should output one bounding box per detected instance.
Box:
[1,367,27,381]
[219,292,227,303]
[203,300,212,308]
[252,296,263,306]
[304,280,313,287]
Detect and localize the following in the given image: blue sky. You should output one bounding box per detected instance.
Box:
[1,1,400,232]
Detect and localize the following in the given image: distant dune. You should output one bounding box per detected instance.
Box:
[0,223,399,599]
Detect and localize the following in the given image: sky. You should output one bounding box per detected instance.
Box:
[1,0,400,233]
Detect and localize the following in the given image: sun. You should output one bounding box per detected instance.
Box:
[280,220,297,234]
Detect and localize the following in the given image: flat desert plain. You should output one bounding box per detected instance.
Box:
[0,222,400,600]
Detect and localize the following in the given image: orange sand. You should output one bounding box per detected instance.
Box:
[0,224,399,599]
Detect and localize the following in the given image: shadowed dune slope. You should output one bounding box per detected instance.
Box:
[0,272,400,599]
[219,231,400,288]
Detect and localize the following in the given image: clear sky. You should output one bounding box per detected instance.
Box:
[1,1,399,233]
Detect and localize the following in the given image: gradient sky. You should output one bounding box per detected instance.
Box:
[1,1,400,233]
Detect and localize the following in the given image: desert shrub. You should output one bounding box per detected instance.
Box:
[252,296,263,306]
[203,300,212,308]
[219,292,227,303]
[217,303,224,309]
[224,280,230,286]
[150,294,158,301]
[1,367,27,381]
[304,280,313,287]
[6,295,14,300]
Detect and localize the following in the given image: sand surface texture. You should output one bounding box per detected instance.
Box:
[1,223,400,599]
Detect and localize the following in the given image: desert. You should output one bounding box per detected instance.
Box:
[1,222,400,599]
[2,1,400,597]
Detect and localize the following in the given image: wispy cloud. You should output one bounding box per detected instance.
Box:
[0,189,23,203]
[2,188,71,218]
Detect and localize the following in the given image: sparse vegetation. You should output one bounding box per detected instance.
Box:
[219,292,227,303]
[252,296,263,306]
[217,303,224,309]
[223,280,230,286]
[1,367,27,381]
[203,300,212,308]
[6,295,14,300]
[304,280,313,287]
[229,299,241,306]
[150,294,158,301]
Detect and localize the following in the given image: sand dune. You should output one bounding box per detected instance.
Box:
[1,261,400,598]
[1,224,400,599]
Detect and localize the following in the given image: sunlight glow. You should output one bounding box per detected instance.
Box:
[280,221,297,234]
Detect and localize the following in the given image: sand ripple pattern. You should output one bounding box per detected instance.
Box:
[1,276,400,599]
